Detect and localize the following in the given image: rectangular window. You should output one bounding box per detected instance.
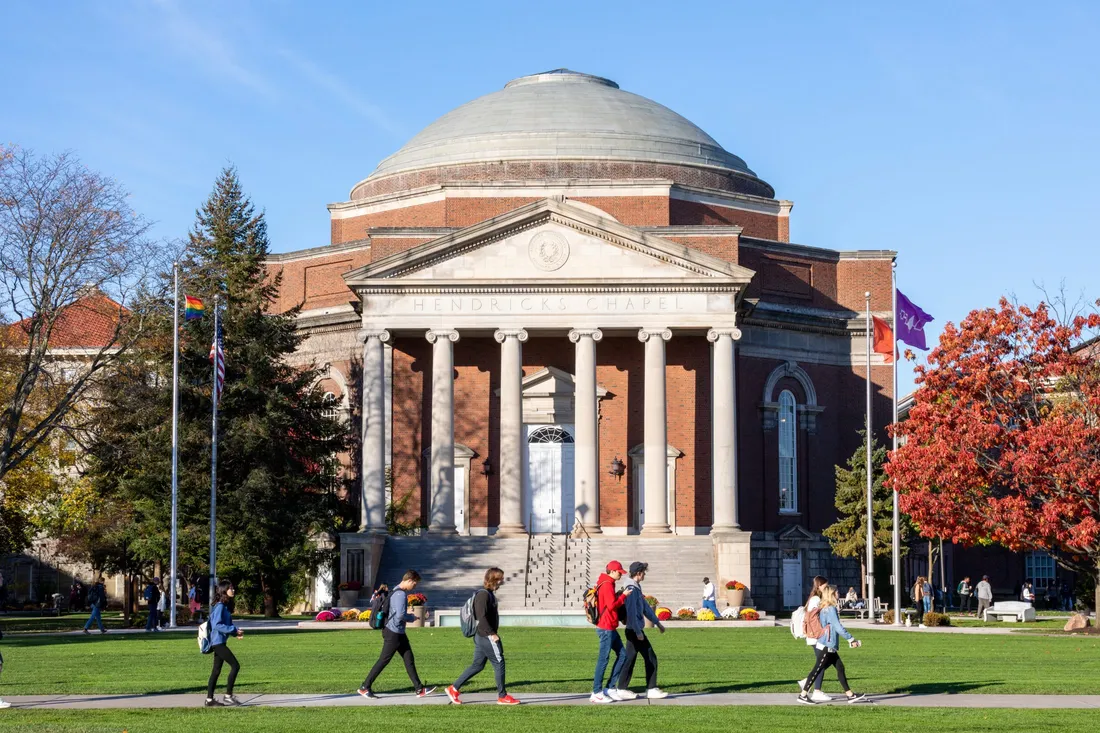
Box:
[1025,551,1056,589]
[778,391,798,513]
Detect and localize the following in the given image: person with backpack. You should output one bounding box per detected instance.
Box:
[794,575,828,699]
[798,585,866,705]
[83,577,108,634]
[590,560,634,704]
[957,576,973,614]
[357,570,436,699]
[205,580,244,707]
[445,567,519,706]
[144,577,162,632]
[616,562,667,699]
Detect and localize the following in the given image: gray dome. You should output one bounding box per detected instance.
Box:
[363,69,763,186]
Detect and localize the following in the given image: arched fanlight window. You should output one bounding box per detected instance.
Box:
[527,426,575,444]
[778,390,797,513]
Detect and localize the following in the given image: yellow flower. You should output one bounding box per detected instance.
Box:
[696,609,717,621]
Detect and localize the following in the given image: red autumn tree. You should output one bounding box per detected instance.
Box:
[887,297,1100,612]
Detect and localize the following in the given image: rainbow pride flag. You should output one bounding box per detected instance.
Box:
[184,295,205,321]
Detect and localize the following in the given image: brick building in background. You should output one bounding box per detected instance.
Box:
[266,70,894,612]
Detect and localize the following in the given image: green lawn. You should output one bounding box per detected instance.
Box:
[0,613,129,634]
[1,626,1098,696]
[0,707,1098,733]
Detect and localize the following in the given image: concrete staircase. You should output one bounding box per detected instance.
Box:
[364,534,717,613]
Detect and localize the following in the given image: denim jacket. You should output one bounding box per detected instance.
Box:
[621,577,662,634]
[815,605,853,651]
[209,602,238,646]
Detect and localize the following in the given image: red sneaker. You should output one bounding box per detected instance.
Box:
[497,694,520,706]
[446,685,462,705]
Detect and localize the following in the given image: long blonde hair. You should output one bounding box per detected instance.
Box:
[819,584,839,609]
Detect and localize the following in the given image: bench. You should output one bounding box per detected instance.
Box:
[984,601,1036,622]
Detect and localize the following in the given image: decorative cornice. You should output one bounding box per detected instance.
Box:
[425,329,460,344]
[354,284,742,295]
[568,328,604,343]
[264,238,370,264]
[493,329,529,343]
[638,328,673,343]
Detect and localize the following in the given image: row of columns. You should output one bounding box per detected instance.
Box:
[357,327,742,535]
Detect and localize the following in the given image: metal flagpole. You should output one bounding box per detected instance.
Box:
[865,291,876,619]
[209,296,219,608]
[169,262,180,628]
[892,264,902,625]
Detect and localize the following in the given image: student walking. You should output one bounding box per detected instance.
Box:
[911,576,926,626]
[798,585,866,705]
[157,578,169,629]
[975,575,993,620]
[358,570,436,699]
[617,562,667,699]
[590,560,633,704]
[83,577,108,634]
[205,581,244,707]
[701,577,719,615]
[957,577,973,614]
[796,576,829,700]
[144,577,162,632]
[446,568,519,706]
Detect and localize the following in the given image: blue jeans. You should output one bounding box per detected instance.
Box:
[702,599,720,615]
[146,607,160,631]
[922,596,932,614]
[593,629,625,693]
[85,606,104,631]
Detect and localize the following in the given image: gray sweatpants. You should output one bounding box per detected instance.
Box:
[454,635,506,697]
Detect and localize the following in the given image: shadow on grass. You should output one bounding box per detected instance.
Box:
[664,680,797,694]
[891,681,1002,694]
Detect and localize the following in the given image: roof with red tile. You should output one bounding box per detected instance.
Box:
[6,292,127,350]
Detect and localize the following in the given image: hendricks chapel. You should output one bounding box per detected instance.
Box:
[266,70,894,613]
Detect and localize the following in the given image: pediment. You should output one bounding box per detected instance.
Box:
[343,198,755,287]
[777,524,816,542]
[493,366,610,398]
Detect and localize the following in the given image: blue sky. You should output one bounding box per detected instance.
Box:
[4,1,1099,394]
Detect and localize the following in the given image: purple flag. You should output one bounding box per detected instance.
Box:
[896,290,934,350]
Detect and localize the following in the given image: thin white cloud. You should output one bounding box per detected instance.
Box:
[276,46,403,137]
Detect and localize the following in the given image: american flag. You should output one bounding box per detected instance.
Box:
[209,323,225,403]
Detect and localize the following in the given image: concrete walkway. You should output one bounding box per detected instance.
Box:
[6,692,1100,709]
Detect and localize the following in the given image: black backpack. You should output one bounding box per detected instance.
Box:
[367,587,390,630]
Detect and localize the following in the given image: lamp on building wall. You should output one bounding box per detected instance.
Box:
[481,458,492,477]
[608,456,625,479]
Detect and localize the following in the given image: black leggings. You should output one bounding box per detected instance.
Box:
[362,629,423,692]
[207,644,240,698]
[802,649,849,693]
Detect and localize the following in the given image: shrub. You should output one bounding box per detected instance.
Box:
[725,580,747,591]
[656,607,672,621]
[676,606,695,620]
[340,608,361,621]
[882,610,895,624]
[721,607,740,619]
[739,608,760,620]
[645,595,659,609]
[923,611,951,627]
[315,610,336,622]
[696,609,717,621]
[407,592,427,607]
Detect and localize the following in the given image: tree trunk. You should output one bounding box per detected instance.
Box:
[261,575,279,618]
[860,558,867,600]
[122,574,131,625]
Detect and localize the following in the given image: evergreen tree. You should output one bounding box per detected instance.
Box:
[822,432,905,599]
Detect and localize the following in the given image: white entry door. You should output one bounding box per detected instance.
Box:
[454,465,467,534]
[782,550,803,609]
[525,425,575,533]
[633,454,676,532]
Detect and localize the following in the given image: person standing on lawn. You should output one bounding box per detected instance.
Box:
[358,570,436,699]
[157,577,169,629]
[205,581,244,707]
[911,576,925,625]
[796,575,829,699]
[83,577,108,634]
[144,577,162,632]
[617,562,667,700]
[957,577,973,614]
[798,585,866,705]
[446,567,519,706]
[590,560,634,704]
[701,577,719,615]
[976,575,993,620]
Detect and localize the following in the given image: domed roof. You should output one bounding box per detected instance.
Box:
[361,69,766,191]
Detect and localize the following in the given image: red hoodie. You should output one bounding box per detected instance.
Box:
[595,573,628,630]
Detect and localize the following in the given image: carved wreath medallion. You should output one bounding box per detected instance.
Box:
[528,231,570,271]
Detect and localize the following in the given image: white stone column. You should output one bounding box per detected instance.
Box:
[569,328,603,534]
[426,329,460,533]
[708,327,742,532]
[360,329,391,533]
[638,328,673,534]
[494,328,528,536]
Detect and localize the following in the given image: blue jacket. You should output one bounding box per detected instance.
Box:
[385,588,414,634]
[816,605,854,650]
[621,577,662,634]
[209,602,238,646]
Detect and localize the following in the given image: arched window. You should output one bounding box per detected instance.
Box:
[527,426,575,444]
[778,390,797,513]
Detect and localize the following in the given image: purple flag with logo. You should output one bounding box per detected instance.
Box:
[896,290,934,350]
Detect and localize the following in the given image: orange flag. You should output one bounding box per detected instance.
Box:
[873,316,894,364]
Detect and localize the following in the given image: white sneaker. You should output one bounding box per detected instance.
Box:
[0,700,9,709]
[796,678,807,691]
[616,689,638,700]
[919,624,927,628]
[810,690,834,702]
[646,688,668,699]
[605,688,623,701]
[590,692,613,704]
